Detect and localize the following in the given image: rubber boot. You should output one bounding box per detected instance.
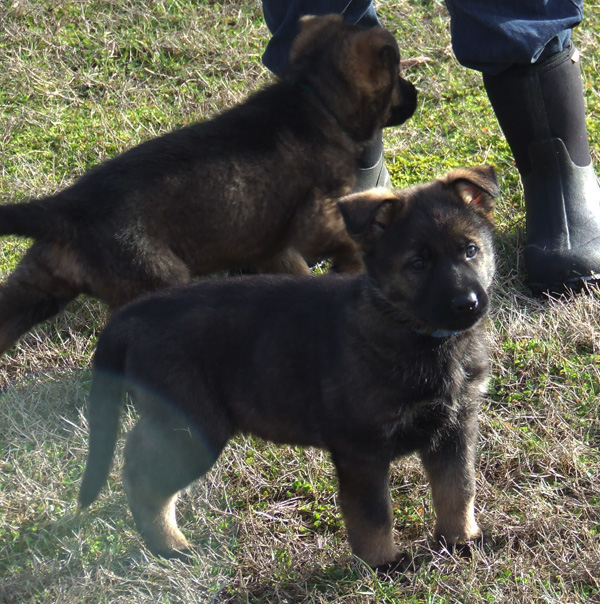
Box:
[483,45,600,295]
[353,130,392,192]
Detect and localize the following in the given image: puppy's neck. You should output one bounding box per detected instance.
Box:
[297,82,348,134]
[363,283,411,328]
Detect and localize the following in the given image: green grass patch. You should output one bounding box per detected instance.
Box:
[1,1,599,602]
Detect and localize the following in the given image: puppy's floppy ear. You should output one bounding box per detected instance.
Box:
[337,188,400,241]
[289,14,343,64]
[445,165,499,223]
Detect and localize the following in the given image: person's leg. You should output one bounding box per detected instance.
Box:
[261,0,390,191]
[446,0,600,294]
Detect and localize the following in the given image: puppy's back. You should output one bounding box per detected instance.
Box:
[99,274,362,440]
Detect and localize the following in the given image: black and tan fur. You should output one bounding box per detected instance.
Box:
[79,166,498,570]
[0,15,417,356]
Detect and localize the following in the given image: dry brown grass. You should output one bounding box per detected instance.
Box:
[1,1,599,603]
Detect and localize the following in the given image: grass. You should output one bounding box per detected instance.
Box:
[1,0,599,602]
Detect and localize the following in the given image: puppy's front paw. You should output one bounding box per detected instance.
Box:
[437,529,493,559]
[152,544,197,564]
[373,552,414,577]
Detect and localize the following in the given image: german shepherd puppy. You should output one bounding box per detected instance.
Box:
[0,15,417,357]
[79,166,498,570]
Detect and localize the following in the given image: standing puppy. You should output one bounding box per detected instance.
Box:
[0,15,417,356]
[79,166,498,571]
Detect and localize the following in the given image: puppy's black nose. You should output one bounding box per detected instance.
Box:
[452,292,479,314]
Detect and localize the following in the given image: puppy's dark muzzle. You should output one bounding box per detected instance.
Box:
[386,77,418,127]
[448,290,488,331]
[452,292,480,315]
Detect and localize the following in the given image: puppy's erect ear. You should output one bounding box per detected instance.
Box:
[348,28,400,88]
[350,29,418,128]
[445,165,499,224]
[379,44,400,71]
[337,188,400,241]
[289,14,343,65]
[298,13,343,32]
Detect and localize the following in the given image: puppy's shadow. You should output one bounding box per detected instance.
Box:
[211,538,494,603]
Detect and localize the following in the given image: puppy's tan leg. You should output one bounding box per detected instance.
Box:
[256,247,312,275]
[334,454,402,569]
[291,208,364,274]
[123,414,224,560]
[126,489,190,559]
[419,417,482,546]
[326,238,364,274]
[431,485,480,547]
[0,243,78,355]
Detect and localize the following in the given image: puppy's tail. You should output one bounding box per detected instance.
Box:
[78,325,129,508]
[0,197,69,240]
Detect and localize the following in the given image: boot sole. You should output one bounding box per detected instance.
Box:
[528,273,600,297]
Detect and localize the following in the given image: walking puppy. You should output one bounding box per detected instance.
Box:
[0,15,417,357]
[79,166,498,570]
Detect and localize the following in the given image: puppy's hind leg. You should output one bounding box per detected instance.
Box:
[0,243,78,355]
[123,412,226,561]
[99,243,193,310]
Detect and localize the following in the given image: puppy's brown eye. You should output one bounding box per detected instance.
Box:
[466,244,478,259]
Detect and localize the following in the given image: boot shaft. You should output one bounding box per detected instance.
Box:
[483,45,591,176]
